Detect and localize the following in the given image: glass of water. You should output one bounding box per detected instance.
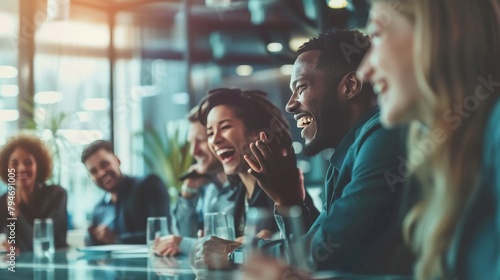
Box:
[33,218,55,259]
[204,212,235,240]
[147,217,168,252]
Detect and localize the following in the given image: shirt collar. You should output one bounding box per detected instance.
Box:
[103,192,113,204]
[330,107,380,170]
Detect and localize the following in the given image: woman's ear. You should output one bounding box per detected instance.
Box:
[337,71,363,101]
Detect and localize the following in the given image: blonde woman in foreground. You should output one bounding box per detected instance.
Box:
[358,0,500,279]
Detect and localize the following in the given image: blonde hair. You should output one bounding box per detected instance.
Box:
[373,0,500,279]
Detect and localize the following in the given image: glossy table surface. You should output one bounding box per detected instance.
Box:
[0,249,413,280]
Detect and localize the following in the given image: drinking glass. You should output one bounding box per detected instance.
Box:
[147,217,168,252]
[33,218,55,259]
[204,212,235,240]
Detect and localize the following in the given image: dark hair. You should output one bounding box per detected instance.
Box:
[0,134,53,183]
[81,140,114,163]
[198,88,292,148]
[298,29,371,80]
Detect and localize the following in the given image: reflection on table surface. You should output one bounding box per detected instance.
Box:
[0,249,211,280]
[0,249,413,280]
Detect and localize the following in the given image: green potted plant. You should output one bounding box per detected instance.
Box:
[138,119,192,201]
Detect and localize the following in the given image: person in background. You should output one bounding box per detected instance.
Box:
[153,106,232,256]
[197,30,410,274]
[82,140,171,245]
[194,87,320,269]
[357,1,500,279]
[0,134,67,253]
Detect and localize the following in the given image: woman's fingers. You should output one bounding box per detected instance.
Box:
[244,154,261,173]
[256,140,273,159]
[249,142,266,168]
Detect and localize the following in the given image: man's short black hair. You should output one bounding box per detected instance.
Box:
[298,29,371,79]
[81,140,114,163]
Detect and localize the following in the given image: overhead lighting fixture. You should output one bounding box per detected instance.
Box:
[172,92,190,105]
[0,110,19,121]
[34,91,63,104]
[1,85,19,97]
[280,64,294,76]
[289,37,309,52]
[267,42,283,53]
[327,0,348,9]
[83,98,110,111]
[0,66,18,78]
[205,0,231,7]
[235,65,253,77]
[76,111,91,122]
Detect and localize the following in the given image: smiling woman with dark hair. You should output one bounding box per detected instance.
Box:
[0,134,67,253]
[194,88,319,269]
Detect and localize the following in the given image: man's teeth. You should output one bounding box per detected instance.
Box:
[102,175,112,183]
[216,148,235,156]
[297,116,314,128]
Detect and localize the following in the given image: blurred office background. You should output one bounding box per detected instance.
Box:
[0,0,368,231]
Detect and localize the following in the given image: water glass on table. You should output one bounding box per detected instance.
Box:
[147,217,168,253]
[33,218,55,259]
[243,208,274,253]
[204,212,235,240]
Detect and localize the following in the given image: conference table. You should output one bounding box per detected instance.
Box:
[0,247,414,280]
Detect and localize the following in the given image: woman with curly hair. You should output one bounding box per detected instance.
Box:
[0,134,67,253]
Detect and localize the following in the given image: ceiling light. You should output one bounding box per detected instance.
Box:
[205,0,232,7]
[327,0,348,9]
[1,85,19,97]
[280,64,294,76]
[0,110,19,121]
[289,37,309,52]
[77,111,91,122]
[235,65,253,76]
[34,91,63,104]
[267,42,283,53]
[83,98,110,111]
[0,66,18,78]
